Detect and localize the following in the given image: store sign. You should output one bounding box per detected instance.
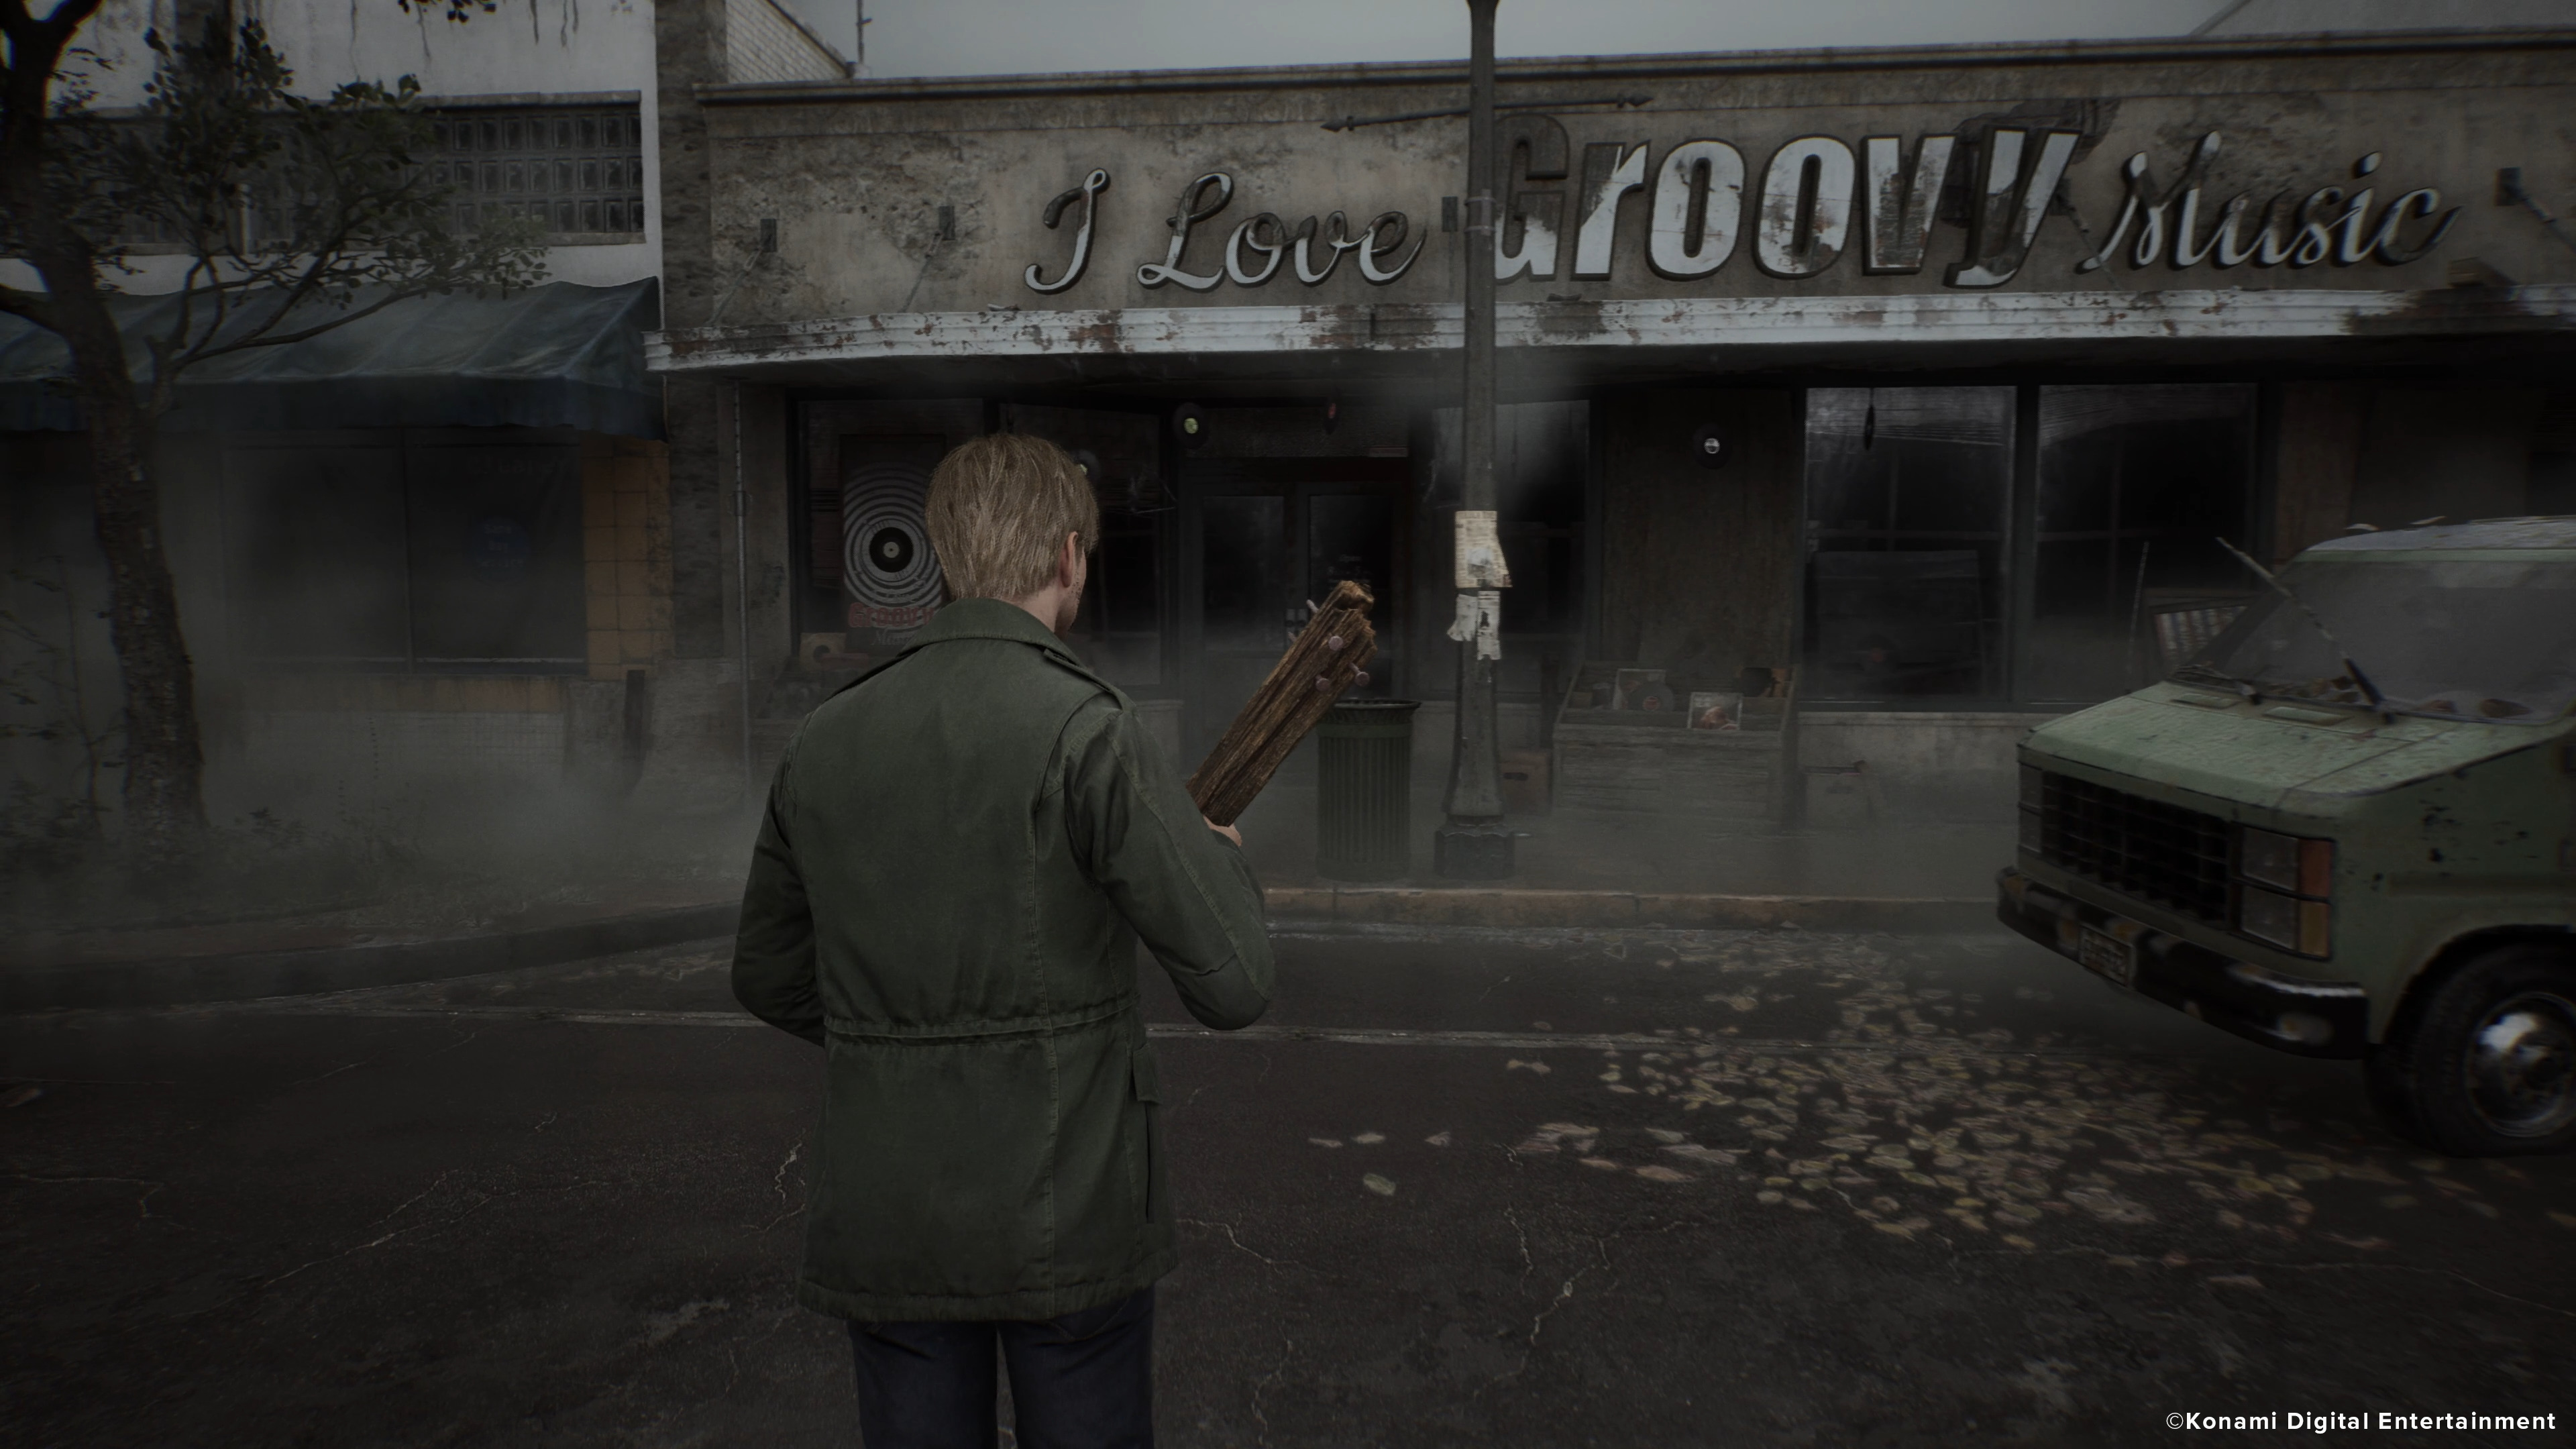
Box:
[1020,121,2460,297]
[2072,133,2455,272]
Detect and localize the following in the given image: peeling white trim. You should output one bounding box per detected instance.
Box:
[647,284,2576,374]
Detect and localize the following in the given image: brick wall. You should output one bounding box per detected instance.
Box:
[725,0,847,84]
[582,435,676,679]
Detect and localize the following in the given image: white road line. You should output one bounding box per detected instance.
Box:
[180,1000,2157,1059]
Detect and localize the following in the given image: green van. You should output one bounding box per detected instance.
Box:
[1997,519,2576,1156]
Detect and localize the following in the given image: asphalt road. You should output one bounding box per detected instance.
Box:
[5,924,2572,1447]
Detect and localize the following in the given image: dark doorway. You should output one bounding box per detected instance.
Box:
[1180,458,1407,757]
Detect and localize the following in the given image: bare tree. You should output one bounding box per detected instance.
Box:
[0,0,543,858]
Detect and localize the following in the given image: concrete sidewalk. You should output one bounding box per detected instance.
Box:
[3,806,2010,1011]
[1236,789,1998,912]
[1241,787,2011,934]
[1,895,740,1013]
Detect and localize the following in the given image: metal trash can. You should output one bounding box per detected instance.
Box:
[1315,699,1419,881]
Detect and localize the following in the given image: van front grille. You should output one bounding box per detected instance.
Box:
[2025,771,2231,925]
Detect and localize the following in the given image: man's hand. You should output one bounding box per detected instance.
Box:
[1203,816,1242,848]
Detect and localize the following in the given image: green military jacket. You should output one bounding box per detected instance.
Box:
[733,598,1273,1323]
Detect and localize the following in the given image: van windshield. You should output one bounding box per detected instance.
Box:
[2179,557,2576,722]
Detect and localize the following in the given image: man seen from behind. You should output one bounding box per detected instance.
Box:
[733,433,1274,1448]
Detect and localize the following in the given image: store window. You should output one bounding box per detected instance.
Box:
[1803,387,2015,701]
[1495,404,1589,645]
[1801,384,2259,706]
[1083,508,1166,689]
[223,445,413,667]
[2026,385,2257,701]
[222,437,586,672]
[1199,494,1288,652]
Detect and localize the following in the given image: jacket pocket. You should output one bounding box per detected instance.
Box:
[1129,1045,1165,1226]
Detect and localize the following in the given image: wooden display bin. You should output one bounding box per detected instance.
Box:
[1550,661,1797,820]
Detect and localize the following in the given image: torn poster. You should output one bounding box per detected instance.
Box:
[1452,510,1512,589]
[1446,590,1503,660]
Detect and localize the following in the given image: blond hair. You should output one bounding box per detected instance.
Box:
[924,434,1101,601]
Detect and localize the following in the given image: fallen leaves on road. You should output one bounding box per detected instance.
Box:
[1500,930,2530,1260]
[1511,1123,1599,1156]
[1362,1174,1395,1196]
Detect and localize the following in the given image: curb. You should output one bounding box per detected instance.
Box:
[4,888,1994,1014]
[1263,887,1991,934]
[1,902,739,1013]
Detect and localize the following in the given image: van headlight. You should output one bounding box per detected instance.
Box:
[2235,826,2334,958]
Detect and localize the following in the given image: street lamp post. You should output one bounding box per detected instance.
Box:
[1433,0,1513,879]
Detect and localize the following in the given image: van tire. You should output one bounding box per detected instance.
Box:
[2365,942,2576,1158]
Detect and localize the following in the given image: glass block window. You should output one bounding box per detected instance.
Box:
[428,106,647,240]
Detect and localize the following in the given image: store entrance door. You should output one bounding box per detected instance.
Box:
[1180,460,1407,760]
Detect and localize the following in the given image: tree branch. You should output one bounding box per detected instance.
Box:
[179,277,447,362]
[0,280,66,333]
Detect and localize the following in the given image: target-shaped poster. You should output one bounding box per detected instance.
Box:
[842,461,943,633]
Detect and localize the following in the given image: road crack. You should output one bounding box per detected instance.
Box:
[6,1173,168,1221]
[1177,1217,1307,1272]
[1523,1234,1610,1352]
[1248,1335,1294,1449]
[755,1136,806,1232]
[281,1056,378,1088]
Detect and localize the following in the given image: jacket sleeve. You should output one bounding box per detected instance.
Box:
[732,749,826,1046]
[1063,701,1274,1030]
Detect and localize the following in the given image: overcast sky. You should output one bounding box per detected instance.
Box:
[784,0,2251,76]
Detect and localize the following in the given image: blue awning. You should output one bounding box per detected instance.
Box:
[0,278,659,437]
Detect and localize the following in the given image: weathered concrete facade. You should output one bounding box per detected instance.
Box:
[646,17,2576,825]
[658,33,2576,372]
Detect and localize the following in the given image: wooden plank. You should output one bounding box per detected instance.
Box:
[1556,726,1782,815]
[1595,389,1801,682]
[1187,578,1378,826]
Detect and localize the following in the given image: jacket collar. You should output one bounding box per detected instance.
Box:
[908,597,1083,663]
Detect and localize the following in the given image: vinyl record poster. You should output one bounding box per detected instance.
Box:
[841,460,942,634]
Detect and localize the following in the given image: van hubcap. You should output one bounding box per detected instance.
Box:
[2465,991,2576,1138]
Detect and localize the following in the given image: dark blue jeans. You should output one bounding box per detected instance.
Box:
[847,1287,1155,1449]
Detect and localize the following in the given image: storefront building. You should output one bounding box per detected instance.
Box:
[4,0,862,828]
[646,17,2576,822]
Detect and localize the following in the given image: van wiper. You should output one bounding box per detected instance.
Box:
[2170,659,2260,696]
[2218,538,2390,714]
